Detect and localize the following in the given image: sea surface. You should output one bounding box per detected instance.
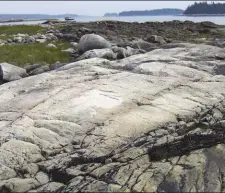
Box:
[1,15,225,25]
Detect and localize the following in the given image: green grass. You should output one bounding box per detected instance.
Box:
[197,123,209,130]
[197,33,208,39]
[0,25,45,35]
[0,35,13,40]
[0,41,71,67]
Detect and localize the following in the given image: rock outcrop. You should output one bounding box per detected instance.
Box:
[0,43,225,192]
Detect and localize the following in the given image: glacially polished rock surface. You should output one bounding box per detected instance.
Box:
[0,43,225,192]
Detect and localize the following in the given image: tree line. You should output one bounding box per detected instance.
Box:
[118,8,183,16]
[184,1,225,14]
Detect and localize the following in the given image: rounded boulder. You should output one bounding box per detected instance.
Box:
[78,34,111,53]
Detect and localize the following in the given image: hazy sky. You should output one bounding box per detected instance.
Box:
[0,1,224,16]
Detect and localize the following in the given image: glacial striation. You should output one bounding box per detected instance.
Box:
[0,43,225,192]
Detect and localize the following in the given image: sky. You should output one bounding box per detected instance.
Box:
[0,1,224,16]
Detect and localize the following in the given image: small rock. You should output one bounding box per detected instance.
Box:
[35,172,49,185]
[16,33,27,37]
[46,43,57,48]
[79,27,93,34]
[78,48,116,60]
[7,39,12,43]
[220,120,225,128]
[146,35,166,44]
[62,48,75,53]
[112,46,127,59]
[70,42,79,49]
[186,122,196,130]
[35,39,46,43]
[50,61,65,70]
[26,36,36,43]
[29,65,49,75]
[38,35,46,39]
[13,36,23,43]
[24,64,42,73]
[126,46,146,56]
[47,30,55,33]
[46,34,58,41]
[0,65,3,80]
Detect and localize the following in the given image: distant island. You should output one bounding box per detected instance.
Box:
[104,13,118,17]
[0,14,78,20]
[118,8,184,16]
[184,2,225,15]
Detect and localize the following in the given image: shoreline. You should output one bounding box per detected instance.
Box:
[0,18,58,24]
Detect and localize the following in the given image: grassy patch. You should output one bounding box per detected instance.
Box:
[197,33,208,39]
[197,123,209,130]
[0,35,13,40]
[0,41,71,67]
[0,25,45,35]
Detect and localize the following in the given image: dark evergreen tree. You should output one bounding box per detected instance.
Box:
[184,1,225,14]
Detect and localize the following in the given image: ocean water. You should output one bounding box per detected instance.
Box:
[1,15,225,25]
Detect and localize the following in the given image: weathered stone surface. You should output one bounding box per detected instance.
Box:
[0,43,225,192]
[79,34,111,53]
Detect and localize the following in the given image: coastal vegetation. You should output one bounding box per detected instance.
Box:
[184,1,225,15]
[118,8,183,16]
[0,25,45,35]
[0,41,70,67]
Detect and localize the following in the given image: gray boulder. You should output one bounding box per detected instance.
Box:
[112,46,127,59]
[0,65,3,84]
[29,65,49,75]
[0,63,27,81]
[13,36,23,43]
[78,34,111,53]
[45,34,58,41]
[24,64,42,73]
[25,36,36,43]
[78,48,116,60]
[50,61,65,70]
[0,65,3,79]
[147,35,166,44]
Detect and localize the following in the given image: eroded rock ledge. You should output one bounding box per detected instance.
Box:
[0,43,225,192]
